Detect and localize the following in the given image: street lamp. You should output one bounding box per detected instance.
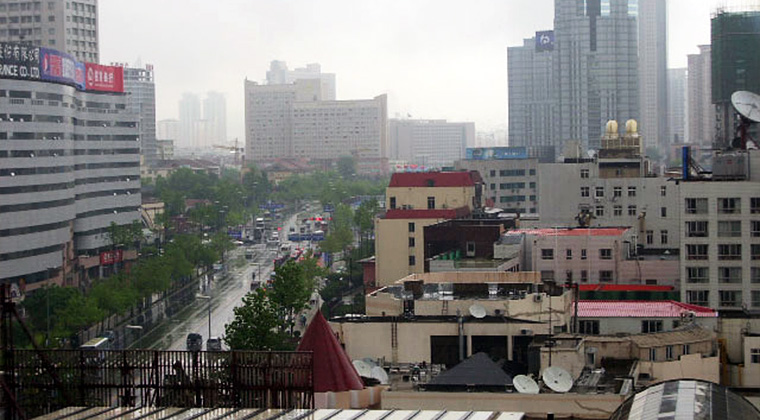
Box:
[196,294,212,339]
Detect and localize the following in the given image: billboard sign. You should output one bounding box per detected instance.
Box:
[535,30,555,52]
[85,62,124,92]
[100,249,123,266]
[40,47,85,89]
[466,147,528,160]
[0,42,40,81]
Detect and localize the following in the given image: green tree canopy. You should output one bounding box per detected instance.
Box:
[224,289,291,350]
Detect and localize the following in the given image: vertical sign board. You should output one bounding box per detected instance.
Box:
[0,42,41,80]
[39,47,85,89]
[85,62,124,93]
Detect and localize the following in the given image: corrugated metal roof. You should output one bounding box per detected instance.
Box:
[33,409,524,420]
[576,300,717,318]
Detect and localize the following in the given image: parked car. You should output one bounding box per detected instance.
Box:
[186,333,203,352]
[206,337,222,351]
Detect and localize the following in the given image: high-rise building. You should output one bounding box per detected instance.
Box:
[507,33,558,150]
[244,76,388,175]
[637,0,668,151]
[711,10,760,148]
[667,68,687,145]
[687,45,715,148]
[0,0,100,63]
[178,92,200,149]
[554,0,639,151]
[0,45,140,292]
[389,119,475,169]
[122,64,156,165]
[157,119,179,143]
[266,60,336,100]
[203,91,227,145]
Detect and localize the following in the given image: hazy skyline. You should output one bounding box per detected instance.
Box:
[100,0,721,144]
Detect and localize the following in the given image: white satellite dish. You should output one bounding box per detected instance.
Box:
[352,360,373,378]
[542,366,573,393]
[370,366,389,384]
[732,91,760,123]
[513,375,540,394]
[469,304,487,319]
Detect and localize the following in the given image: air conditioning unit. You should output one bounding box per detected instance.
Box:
[533,294,543,303]
[520,328,533,335]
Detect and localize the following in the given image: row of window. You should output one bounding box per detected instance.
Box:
[0,220,70,238]
[486,169,536,177]
[686,290,759,308]
[685,243,760,260]
[541,248,612,260]
[685,220,760,238]
[686,266,760,283]
[541,270,614,283]
[580,185,645,198]
[685,197,760,214]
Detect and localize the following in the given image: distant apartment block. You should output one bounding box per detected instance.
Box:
[0,0,100,63]
[667,68,687,145]
[266,60,336,101]
[203,91,227,145]
[389,119,474,169]
[687,45,715,148]
[637,0,668,150]
[121,64,157,165]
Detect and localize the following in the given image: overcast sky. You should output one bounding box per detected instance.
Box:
[99,0,721,143]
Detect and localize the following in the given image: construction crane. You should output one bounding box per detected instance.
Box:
[213,138,244,165]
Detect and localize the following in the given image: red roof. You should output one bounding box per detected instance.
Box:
[297,311,364,392]
[576,300,717,318]
[384,206,471,220]
[579,284,675,292]
[388,171,478,188]
[505,227,630,237]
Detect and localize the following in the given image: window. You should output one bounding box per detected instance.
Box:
[641,320,663,333]
[566,249,572,260]
[529,169,536,175]
[752,221,760,237]
[613,186,622,198]
[490,183,495,190]
[581,186,589,197]
[753,291,760,308]
[48,15,55,21]
[599,249,612,260]
[718,198,741,214]
[752,348,760,363]
[628,205,637,216]
[408,222,415,233]
[540,271,555,282]
[408,255,416,266]
[718,221,741,237]
[685,198,708,214]
[751,197,760,213]
[753,244,760,260]
[686,290,709,306]
[599,270,613,282]
[646,230,653,245]
[719,290,742,307]
[687,267,709,283]
[541,249,554,260]
[595,206,604,217]
[718,244,741,260]
[649,348,657,361]
[427,196,435,210]
[566,270,573,282]
[580,169,589,178]
[686,244,708,260]
[579,320,599,335]
[683,344,690,355]
[614,205,622,216]
[389,197,396,209]
[489,170,495,177]
[660,230,668,245]
[718,267,742,283]
[646,279,658,285]
[595,187,604,198]
[628,186,637,197]
[408,237,415,248]
[581,270,588,282]
[530,182,536,189]
[753,267,760,284]
[661,186,667,197]
[581,249,587,260]
[660,207,667,218]
[665,345,674,360]
[686,221,708,237]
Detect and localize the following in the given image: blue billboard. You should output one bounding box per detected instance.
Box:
[39,47,85,90]
[466,147,528,160]
[535,30,555,52]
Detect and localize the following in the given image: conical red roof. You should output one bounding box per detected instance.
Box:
[297,311,364,392]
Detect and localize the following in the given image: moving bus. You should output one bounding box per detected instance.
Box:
[255,217,265,229]
[80,336,111,350]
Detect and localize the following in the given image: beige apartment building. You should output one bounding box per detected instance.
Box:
[375,172,482,286]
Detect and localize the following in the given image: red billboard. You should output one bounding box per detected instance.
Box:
[100,249,123,265]
[85,62,123,92]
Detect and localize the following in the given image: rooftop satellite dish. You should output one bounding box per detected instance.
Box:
[513,375,540,394]
[370,366,389,384]
[542,366,573,393]
[469,304,487,319]
[352,360,373,378]
[731,91,760,123]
